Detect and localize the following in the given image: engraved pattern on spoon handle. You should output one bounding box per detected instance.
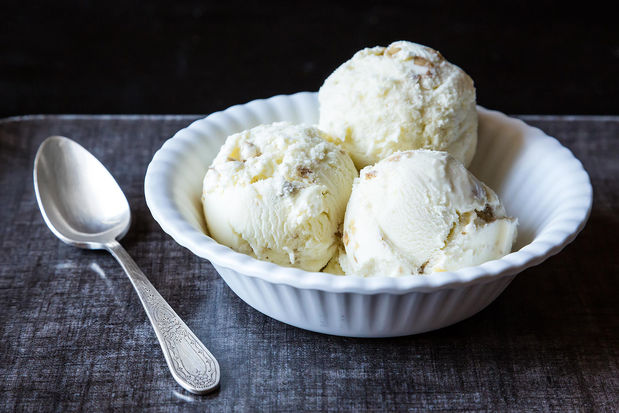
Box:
[106,241,220,394]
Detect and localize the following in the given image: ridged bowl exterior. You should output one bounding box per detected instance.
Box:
[144,92,592,337]
[215,263,515,337]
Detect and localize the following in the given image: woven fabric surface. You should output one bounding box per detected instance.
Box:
[0,115,616,412]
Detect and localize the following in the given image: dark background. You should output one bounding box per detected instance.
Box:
[2,0,618,118]
[1,2,618,411]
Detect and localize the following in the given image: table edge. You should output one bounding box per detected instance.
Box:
[2,113,619,125]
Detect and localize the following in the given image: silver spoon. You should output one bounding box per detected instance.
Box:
[33,136,220,395]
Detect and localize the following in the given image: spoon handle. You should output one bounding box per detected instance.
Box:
[106,240,220,394]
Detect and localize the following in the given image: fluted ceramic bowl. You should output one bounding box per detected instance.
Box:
[144,92,592,337]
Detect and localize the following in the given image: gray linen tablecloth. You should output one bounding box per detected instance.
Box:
[0,115,616,412]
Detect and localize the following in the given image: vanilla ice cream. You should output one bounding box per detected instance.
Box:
[202,122,357,272]
[319,40,478,169]
[322,252,345,275]
[339,150,517,277]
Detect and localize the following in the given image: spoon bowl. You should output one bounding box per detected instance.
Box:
[34,136,130,249]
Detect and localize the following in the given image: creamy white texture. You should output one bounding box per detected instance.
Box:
[319,41,478,169]
[202,122,357,272]
[339,150,517,277]
[322,252,345,275]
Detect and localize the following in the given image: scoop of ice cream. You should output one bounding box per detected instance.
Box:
[318,40,478,169]
[339,150,517,277]
[202,122,357,272]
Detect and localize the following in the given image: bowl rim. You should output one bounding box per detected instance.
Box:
[144,91,593,294]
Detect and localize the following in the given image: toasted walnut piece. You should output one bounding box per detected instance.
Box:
[297,166,312,177]
[364,170,377,180]
[475,205,496,223]
[372,47,386,56]
[413,56,433,67]
[386,151,415,163]
[418,260,429,274]
[386,45,401,56]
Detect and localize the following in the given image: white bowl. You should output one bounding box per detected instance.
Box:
[144,92,592,337]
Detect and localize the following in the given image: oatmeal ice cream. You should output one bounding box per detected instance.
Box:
[318,40,478,169]
[202,122,357,272]
[338,150,517,277]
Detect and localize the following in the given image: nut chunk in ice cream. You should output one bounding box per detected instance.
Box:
[319,40,478,169]
[202,122,357,272]
[339,150,517,277]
